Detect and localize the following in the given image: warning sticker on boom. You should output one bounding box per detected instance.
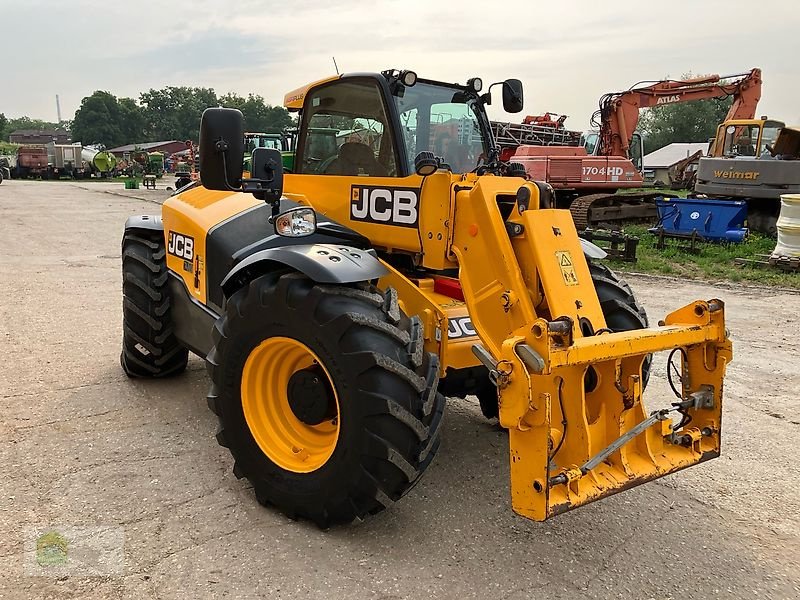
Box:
[555,251,579,286]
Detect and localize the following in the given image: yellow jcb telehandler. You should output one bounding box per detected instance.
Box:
[120,69,732,526]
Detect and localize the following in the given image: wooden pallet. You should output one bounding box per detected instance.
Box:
[734,253,800,272]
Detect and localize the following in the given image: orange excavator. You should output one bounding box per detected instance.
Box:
[596,69,761,158]
[498,68,762,228]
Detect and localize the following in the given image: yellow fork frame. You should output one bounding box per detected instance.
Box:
[450,179,732,521]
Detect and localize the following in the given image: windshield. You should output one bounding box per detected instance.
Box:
[723,124,761,158]
[759,125,782,156]
[391,82,488,173]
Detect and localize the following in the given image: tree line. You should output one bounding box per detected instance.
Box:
[0,114,62,142]
[2,78,732,154]
[638,96,732,155]
[1,87,295,149]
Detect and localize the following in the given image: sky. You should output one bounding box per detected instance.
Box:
[2,0,799,131]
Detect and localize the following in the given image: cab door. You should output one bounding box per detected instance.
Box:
[283,77,424,254]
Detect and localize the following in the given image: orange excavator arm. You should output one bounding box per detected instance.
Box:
[596,68,762,157]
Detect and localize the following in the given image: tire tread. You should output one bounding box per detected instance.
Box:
[120,228,188,378]
[207,273,445,526]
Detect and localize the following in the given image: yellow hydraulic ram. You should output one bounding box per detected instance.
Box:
[451,178,732,521]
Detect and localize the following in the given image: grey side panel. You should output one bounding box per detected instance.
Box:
[696,158,800,200]
[167,273,218,358]
[124,215,163,232]
[695,181,798,200]
[221,243,388,296]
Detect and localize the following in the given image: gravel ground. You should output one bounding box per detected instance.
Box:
[1,179,799,599]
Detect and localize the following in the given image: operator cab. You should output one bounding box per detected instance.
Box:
[198,70,524,263]
[284,70,523,178]
[713,118,785,158]
[580,130,644,171]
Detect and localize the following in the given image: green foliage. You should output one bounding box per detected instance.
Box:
[0,113,7,141]
[71,91,142,147]
[0,141,20,155]
[9,87,294,149]
[219,92,294,133]
[139,86,218,142]
[608,225,799,288]
[117,98,146,146]
[1,115,60,142]
[135,87,293,142]
[637,74,733,154]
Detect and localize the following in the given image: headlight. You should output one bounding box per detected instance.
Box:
[467,77,483,92]
[274,207,317,237]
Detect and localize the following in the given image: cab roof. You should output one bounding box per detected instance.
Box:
[283,75,341,111]
[282,70,476,111]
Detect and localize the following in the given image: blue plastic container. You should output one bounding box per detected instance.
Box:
[650,197,748,242]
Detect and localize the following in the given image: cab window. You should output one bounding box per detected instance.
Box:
[298,79,398,177]
[723,124,760,157]
[582,133,599,155]
[758,122,783,157]
[629,133,644,171]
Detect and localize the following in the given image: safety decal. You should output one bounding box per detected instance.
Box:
[555,250,579,286]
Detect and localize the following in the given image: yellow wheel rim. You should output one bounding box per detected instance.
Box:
[241,337,340,473]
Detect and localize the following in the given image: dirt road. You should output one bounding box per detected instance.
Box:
[1,180,799,599]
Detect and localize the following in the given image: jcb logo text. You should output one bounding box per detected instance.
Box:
[168,232,194,260]
[350,186,419,228]
[448,316,477,339]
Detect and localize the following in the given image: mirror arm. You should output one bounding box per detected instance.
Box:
[215,146,282,218]
[217,149,243,193]
[475,86,501,164]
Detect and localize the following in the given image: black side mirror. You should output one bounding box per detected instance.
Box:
[502,79,524,113]
[199,107,245,191]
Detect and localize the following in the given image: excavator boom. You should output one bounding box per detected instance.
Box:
[597,68,762,157]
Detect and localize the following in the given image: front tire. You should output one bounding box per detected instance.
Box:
[207,273,445,527]
[120,229,188,377]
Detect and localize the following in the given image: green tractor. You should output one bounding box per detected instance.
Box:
[147,152,165,178]
[243,133,286,176]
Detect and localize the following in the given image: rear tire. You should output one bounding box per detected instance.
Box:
[120,229,188,377]
[207,273,445,527]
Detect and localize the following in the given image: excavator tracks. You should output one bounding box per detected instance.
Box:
[569,192,661,230]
